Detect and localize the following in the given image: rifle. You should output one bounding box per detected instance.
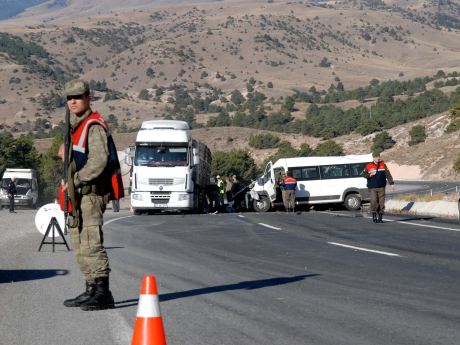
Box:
[63,105,70,234]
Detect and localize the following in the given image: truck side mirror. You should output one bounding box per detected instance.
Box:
[192,148,200,166]
[124,147,132,166]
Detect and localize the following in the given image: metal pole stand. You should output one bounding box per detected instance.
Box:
[38,217,70,252]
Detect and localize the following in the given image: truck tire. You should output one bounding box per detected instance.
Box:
[253,196,271,212]
[344,193,361,211]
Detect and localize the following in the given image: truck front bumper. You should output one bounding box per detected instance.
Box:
[131,191,193,210]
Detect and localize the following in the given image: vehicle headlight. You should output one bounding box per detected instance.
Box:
[132,193,143,201]
[0,189,7,199]
[178,194,189,201]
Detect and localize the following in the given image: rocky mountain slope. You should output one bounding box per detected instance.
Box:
[1,0,460,180]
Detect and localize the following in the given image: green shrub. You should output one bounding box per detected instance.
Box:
[454,153,460,174]
[372,131,395,152]
[408,125,427,146]
[314,140,344,156]
[248,133,280,149]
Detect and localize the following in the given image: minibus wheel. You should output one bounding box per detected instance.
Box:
[253,196,271,212]
[344,193,361,211]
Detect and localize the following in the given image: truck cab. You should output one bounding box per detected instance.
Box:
[127,120,211,214]
[0,169,39,209]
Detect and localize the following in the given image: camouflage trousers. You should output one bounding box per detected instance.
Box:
[282,190,296,210]
[69,194,110,283]
[369,187,386,213]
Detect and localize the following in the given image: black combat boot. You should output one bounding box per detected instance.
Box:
[63,281,96,307]
[372,213,378,223]
[80,277,115,311]
[377,213,383,223]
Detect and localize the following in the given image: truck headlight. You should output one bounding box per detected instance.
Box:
[132,193,143,201]
[178,194,189,201]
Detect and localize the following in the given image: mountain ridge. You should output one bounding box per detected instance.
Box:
[0,0,459,180]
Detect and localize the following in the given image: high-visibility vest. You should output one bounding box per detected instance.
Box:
[71,112,124,200]
[283,176,297,191]
[216,179,225,195]
[364,161,387,188]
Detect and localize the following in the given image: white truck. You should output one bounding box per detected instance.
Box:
[0,168,39,209]
[249,154,372,212]
[126,120,211,214]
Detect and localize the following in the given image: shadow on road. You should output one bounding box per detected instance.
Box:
[115,274,319,309]
[0,269,69,284]
[392,216,436,222]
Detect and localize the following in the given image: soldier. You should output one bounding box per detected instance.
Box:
[282,171,297,212]
[216,175,225,212]
[362,151,395,223]
[62,79,115,311]
[7,177,16,213]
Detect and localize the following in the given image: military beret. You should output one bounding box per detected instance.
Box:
[64,79,90,96]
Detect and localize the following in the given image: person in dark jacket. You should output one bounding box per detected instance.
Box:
[362,152,395,223]
[7,177,17,213]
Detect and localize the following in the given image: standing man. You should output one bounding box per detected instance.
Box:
[282,171,297,213]
[7,177,16,213]
[62,79,115,311]
[216,175,225,212]
[362,151,395,223]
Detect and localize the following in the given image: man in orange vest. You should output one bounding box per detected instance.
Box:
[62,79,115,311]
[282,170,297,212]
[362,151,395,223]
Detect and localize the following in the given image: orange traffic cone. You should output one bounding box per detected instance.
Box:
[131,275,167,345]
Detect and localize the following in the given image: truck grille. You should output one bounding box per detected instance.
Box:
[150,191,171,204]
[149,178,174,185]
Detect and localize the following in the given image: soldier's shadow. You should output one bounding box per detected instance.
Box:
[114,274,319,309]
[0,269,68,284]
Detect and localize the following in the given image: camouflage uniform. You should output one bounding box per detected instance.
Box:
[69,109,111,283]
[63,79,114,311]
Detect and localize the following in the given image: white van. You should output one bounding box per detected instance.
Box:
[250,154,372,212]
[0,169,39,209]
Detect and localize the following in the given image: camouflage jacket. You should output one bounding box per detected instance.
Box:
[71,109,109,189]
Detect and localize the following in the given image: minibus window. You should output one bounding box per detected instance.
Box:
[350,163,367,177]
[291,167,319,180]
[320,165,350,179]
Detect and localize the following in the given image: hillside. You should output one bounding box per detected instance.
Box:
[1,0,460,180]
[33,111,459,181]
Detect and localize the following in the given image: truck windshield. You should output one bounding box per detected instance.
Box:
[134,146,188,167]
[1,178,32,195]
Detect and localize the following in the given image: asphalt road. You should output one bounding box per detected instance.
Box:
[388,180,460,197]
[1,206,459,345]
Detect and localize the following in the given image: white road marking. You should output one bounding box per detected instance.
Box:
[238,215,245,218]
[328,242,401,257]
[258,223,282,231]
[104,215,134,228]
[393,221,460,233]
[318,211,353,217]
[109,310,133,345]
[320,211,460,233]
[361,216,460,232]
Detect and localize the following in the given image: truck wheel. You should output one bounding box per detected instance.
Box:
[344,193,361,211]
[253,196,271,212]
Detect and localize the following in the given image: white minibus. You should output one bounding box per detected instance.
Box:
[250,154,372,212]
